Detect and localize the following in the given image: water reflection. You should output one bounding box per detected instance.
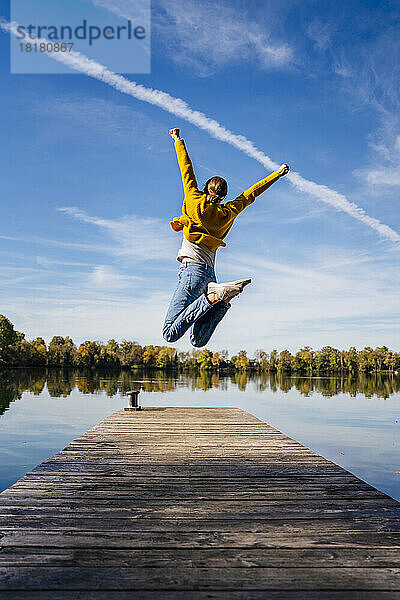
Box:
[0,368,399,415]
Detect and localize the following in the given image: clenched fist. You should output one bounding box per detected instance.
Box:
[169,128,180,141]
[277,163,290,177]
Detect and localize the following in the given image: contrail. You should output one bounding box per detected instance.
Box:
[2,21,399,244]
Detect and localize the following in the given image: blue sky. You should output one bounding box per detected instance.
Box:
[0,0,399,354]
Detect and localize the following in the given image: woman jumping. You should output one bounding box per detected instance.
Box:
[163,128,289,348]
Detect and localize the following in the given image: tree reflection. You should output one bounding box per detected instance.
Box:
[0,368,399,414]
[0,369,47,415]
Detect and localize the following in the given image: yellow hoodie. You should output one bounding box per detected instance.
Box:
[170,139,281,252]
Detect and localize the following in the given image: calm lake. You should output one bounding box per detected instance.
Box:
[0,369,399,501]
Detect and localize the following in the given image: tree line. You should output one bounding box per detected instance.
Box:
[0,314,399,374]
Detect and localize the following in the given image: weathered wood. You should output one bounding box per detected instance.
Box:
[1,483,388,500]
[0,593,399,600]
[0,499,398,520]
[2,528,400,548]
[0,406,399,597]
[2,547,400,568]
[1,517,400,533]
[1,566,400,590]
[1,474,367,485]
[30,462,348,477]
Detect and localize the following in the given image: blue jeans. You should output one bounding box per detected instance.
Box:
[163,261,230,347]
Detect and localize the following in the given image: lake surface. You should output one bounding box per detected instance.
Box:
[0,368,399,501]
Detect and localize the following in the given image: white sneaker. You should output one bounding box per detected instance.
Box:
[207,279,251,304]
[232,279,252,288]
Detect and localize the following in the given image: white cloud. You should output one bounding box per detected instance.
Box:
[307,19,332,52]
[154,0,293,75]
[355,116,400,188]
[89,264,140,289]
[333,60,351,78]
[318,23,400,190]
[1,290,169,346]
[58,206,177,261]
[95,0,293,75]
[357,125,400,187]
[364,167,400,187]
[209,246,400,353]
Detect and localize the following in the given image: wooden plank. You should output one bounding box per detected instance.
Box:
[1,547,400,568]
[29,464,348,477]
[1,566,400,590]
[0,593,399,600]
[2,529,400,549]
[0,499,398,520]
[1,516,400,533]
[1,514,399,532]
[1,484,388,501]
[0,406,399,596]
[4,474,364,484]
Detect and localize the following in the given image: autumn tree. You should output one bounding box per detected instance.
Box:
[278,350,293,372]
[254,349,269,372]
[269,349,278,372]
[0,315,22,364]
[142,345,159,367]
[198,349,213,370]
[156,347,176,369]
[212,350,228,371]
[30,337,47,365]
[76,341,100,368]
[343,347,358,373]
[119,340,143,368]
[48,336,76,366]
[295,347,314,374]
[231,350,249,371]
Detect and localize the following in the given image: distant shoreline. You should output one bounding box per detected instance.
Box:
[1,315,399,375]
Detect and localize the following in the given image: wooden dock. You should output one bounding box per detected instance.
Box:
[0,406,399,598]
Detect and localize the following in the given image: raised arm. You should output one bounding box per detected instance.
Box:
[169,128,199,195]
[223,163,289,216]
